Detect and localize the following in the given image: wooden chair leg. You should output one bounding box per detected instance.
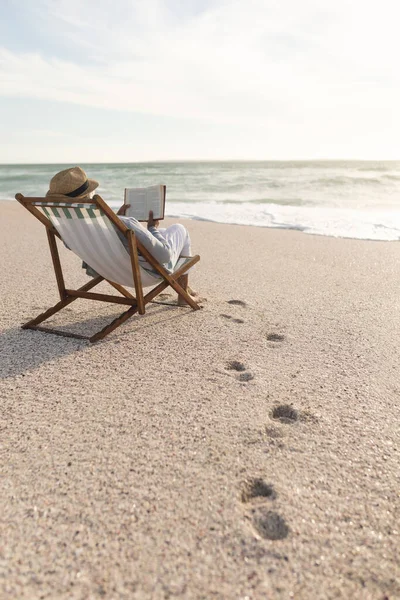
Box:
[90,265,200,343]
[127,230,145,315]
[108,281,135,299]
[166,273,200,310]
[89,304,139,343]
[22,276,103,330]
[138,263,200,310]
[22,255,200,342]
[150,256,201,310]
[47,229,66,300]
[176,274,189,306]
[133,247,201,310]
[23,296,80,329]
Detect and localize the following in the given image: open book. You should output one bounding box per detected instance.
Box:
[123,185,166,221]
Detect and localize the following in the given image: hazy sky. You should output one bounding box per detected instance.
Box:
[1,0,399,163]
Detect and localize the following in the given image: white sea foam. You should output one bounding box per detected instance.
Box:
[166,202,400,241]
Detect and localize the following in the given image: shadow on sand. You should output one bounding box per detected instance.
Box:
[1,302,195,379]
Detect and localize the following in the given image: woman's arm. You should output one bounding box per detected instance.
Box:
[116,204,130,216]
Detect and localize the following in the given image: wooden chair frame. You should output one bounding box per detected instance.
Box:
[15,193,200,343]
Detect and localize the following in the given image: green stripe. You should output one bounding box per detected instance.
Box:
[62,207,72,219]
[42,207,50,219]
[33,202,96,208]
[86,208,98,219]
[75,208,85,219]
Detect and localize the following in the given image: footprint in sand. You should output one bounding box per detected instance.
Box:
[220,314,245,324]
[269,405,318,425]
[240,480,289,540]
[270,404,299,425]
[226,361,255,382]
[241,478,277,503]
[238,372,254,382]
[227,299,248,307]
[266,333,285,342]
[252,508,289,540]
[226,360,246,372]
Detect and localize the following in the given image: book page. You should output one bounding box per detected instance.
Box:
[124,185,165,221]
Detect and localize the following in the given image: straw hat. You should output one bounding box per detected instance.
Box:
[46,166,98,198]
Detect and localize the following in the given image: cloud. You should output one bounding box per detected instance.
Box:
[1,0,400,139]
[15,128,76,138]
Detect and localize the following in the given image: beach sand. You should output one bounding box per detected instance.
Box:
[1,199,399,599]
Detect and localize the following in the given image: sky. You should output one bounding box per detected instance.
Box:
[0,0,399,163]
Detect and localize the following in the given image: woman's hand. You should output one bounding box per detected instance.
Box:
[147,210,160,229]
[117,204,130,216]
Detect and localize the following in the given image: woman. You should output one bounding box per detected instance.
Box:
[47,166,198,304]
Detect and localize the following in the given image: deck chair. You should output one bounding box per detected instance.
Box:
[15,193,200,343]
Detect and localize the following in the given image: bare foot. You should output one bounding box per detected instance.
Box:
[177,288,200,306]
[187,285,199,296]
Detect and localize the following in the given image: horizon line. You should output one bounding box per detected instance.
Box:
[1,158,400,166]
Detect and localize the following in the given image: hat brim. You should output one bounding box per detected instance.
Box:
[46,178,99,198]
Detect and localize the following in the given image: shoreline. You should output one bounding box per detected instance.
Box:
[1,199,400,599]
[2,198,399,243]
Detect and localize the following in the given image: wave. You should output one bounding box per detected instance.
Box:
[308,175,385,187]
[356,162,400,172]
[0,173,48,181]
[165,201,400,241]
[169,197,314,206]
[380,174,400,182]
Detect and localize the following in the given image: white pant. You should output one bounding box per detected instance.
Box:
[158,224,192,266]
[140,223,192,287]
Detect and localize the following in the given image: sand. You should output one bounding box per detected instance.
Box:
[1,199,399,600]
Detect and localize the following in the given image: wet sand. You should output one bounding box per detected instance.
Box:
[1,199,400,599]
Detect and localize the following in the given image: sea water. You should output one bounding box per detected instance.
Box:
[2,161,400,241]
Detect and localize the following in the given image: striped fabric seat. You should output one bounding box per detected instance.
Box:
[33,202,163,288]
[16,192,201,342]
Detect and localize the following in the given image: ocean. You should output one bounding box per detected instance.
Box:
[2,161,400,241]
